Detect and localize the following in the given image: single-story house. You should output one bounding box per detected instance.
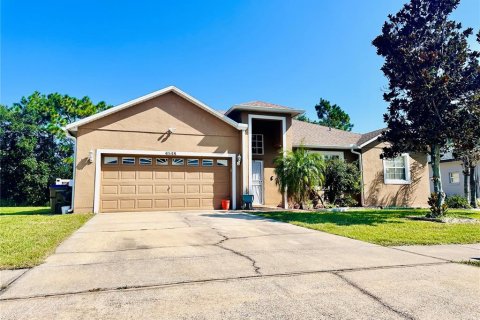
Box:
[64,86,430,213]
[429,152,480,199]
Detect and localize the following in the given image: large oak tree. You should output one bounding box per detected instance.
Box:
[372,0,480,215]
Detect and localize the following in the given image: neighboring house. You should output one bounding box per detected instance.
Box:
[429,153,480,199]
[64,86,430,213]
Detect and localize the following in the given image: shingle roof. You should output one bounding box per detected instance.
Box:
[225,100,304,116]
[237,101,293,110]
[291,120,386,148]
[292,119,362,148]
[356,128,385,146]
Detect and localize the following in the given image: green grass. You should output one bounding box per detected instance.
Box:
[459,260,480,267]
[0,207,92,270]
[254,209,480,246]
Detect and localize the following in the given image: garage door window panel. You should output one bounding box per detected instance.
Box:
[187,159,199,166]
[104,156,118,165]
[202,159,214,167]
[217,159,228,166]
[172,158,184,166]
[156,158,168,166]
[122,157,135,165]
[140,158,152,165]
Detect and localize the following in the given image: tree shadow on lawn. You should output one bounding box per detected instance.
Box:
[255,210,413,227]
[0,207,52,216]
[202,210,413,227]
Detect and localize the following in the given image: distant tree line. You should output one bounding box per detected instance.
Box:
[296,98,354,132]
[0,93,110,205]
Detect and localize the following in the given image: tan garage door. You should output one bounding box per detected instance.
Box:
[100,155,230,212]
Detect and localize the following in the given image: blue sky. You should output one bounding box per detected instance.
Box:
[1,0,479,133]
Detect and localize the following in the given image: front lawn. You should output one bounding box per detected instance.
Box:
[0,207,92,269]
[254,209,480,246]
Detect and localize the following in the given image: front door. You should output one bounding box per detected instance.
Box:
[252,160,264,205]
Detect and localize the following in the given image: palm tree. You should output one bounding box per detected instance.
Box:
[274,148,325,209]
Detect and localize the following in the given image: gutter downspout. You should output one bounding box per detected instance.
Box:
[241,126,248,198]
[63,128,77,213]
[350,144,364,207]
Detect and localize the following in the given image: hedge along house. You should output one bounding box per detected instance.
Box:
[64,86,430,213]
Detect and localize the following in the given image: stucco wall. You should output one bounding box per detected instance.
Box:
[73,92,243,213]
[239,112,293,207]
[361,142,430,207]
[429,161,480,197]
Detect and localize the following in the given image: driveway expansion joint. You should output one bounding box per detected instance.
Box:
[0,261,452,302]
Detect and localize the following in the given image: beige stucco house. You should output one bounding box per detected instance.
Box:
[64,86,430,213]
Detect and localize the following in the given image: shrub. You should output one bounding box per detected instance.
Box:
[427,192,448,217]
[274,148,325,209]
[323,159,361,207]
[445,195,471,209]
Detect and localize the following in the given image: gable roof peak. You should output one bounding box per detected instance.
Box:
[64,86,247,133]
[225,100,304,116]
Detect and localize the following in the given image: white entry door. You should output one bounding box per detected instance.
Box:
[252,160,264,205]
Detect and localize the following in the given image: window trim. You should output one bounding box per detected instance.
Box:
[308,150,344,161]
[449,171,460,184]
[122,157,136,165]
[251,133,264,155]
[383,153,411,185]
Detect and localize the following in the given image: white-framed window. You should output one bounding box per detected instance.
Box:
[309,150,344,161]
[104,156,118,165]
[217,159,228,167]
[122,157,135,165]
[139,158,152,165]
[252,134,264,155]
[156,158,168,166]
[187,159,199,166]
[383,154,410,184]
[449,172,460,184]
[172,158,184,166]
[202,159,213,167]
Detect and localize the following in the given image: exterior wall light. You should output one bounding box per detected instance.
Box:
[88,150,94,163]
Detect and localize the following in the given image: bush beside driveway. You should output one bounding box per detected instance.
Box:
[0,207,92,269]
[254,209,480,246]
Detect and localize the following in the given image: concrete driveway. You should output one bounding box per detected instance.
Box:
[1,211,479,319]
